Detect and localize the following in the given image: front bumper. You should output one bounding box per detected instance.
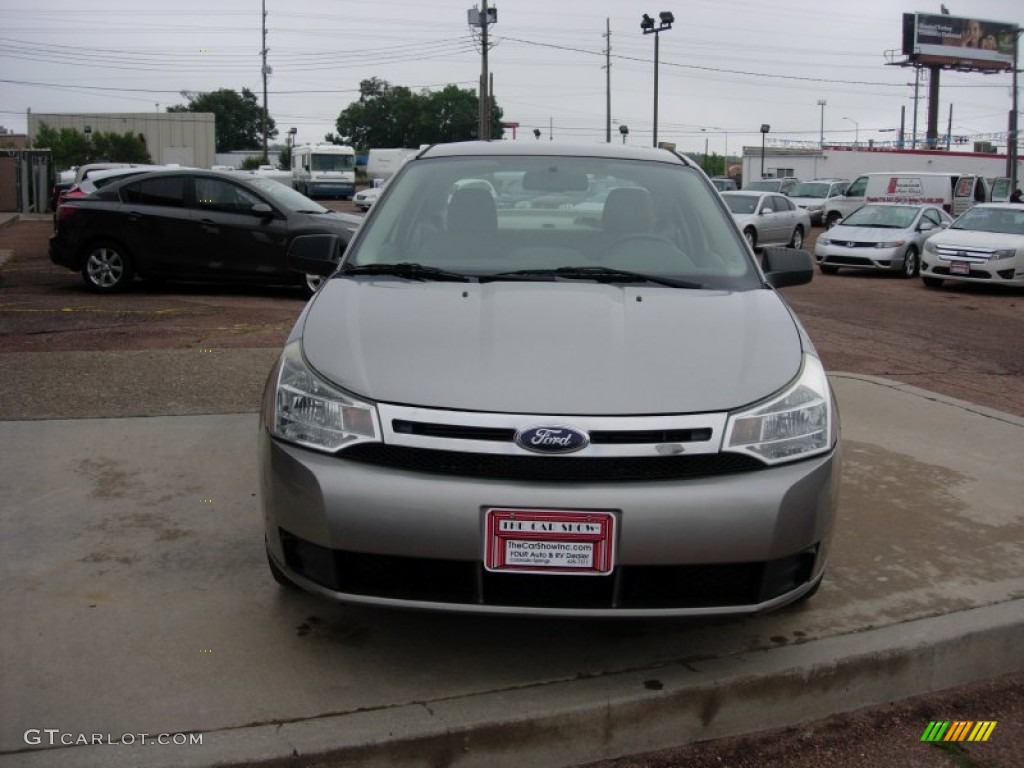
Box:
[259,431,840,617]
[815,243,904,272]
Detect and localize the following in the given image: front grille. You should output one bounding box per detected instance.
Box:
[337,444,764,482]
[825,255,875,266]
[391,419,712,446]
[280,529,818,610]
[931,266,991,279]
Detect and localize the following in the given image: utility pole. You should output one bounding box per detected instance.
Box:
[604,19,611,143]
[261,0,269,162]
[480,0,489,140]
[471,1,496,140]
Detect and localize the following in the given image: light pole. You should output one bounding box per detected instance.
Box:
[701,126,723,174]
[817,99,826,148]
[619,124,630,145]
[641,11,674,148]
[843,117,859,147]
[759,123,770,179]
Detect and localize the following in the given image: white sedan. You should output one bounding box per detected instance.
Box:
[720,191,811,251]
[921,203,1024,289]
[353,184,384,211]
[814,203,952,278]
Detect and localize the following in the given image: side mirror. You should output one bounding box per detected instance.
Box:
[918,220,936,232]
[287,234,344,276]
[251,202,275,218]
[762,246,813,288]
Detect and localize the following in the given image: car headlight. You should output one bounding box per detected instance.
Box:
[991,248,1017,261]
[924,240,938,254]
[724,355,836,465]
[876,239,906,248]
[806,204,823,212]
[268,340,380,453]
[817,236,831,246]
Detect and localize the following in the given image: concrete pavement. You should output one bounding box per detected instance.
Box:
[0,372,1022,767]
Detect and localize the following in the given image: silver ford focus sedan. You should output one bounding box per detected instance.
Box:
[260,141,840,617]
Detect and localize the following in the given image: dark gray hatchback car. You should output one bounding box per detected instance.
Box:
[49,169,361,295]
[260,141,840,617]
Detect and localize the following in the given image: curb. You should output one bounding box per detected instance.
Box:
[7,600,1022,768]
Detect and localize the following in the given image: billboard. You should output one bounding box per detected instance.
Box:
[902,13,1017,70]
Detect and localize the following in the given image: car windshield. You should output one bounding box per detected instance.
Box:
[951,207,1024,235]
[743,180,779,192]
[310,153,355,172]
[247,176,328,213]
[789,182,831,199]
[720,194,759,215]
[345,155,761,291]
[842,205,918,229]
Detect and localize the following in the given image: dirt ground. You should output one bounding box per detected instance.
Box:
[1,213,1022,766]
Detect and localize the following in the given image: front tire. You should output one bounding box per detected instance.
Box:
[819,264,840,275]
[302,273,325,298]
[901,247,919,278]
[789,226,804,250]
[922,276,944,289]
[743,228,757,250]
[82,241,134,292]
[825,212,842,230]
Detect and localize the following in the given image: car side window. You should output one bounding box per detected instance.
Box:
[922,209,941,227]
[194,178,263,215]
[845,177,867,197]
[120,176,186,207]
[772,195,792,211]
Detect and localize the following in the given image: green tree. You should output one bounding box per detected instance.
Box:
[32,122,151,169]
[335,78,503,151]
[168,88,276,153]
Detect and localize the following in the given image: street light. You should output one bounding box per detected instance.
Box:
[641,11,674,148]
[759,123,770,179]
[843,116,859,147]
[701,126,723,173]
[817,99,827,148]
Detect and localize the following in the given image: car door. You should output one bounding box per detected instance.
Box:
[116,175,192,275]
[765,194,794,244]
[189,176,290,280]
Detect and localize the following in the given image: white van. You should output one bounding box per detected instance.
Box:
[822,172,988,229]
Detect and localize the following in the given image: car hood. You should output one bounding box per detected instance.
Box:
[299,280,805,415]
[827,225,913,242]
[790,196,826,207]
[928,229,1024,249]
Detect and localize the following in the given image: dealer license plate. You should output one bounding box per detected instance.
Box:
[950,261,971,275]
[484,508,616,575]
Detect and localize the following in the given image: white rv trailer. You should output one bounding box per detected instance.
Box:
[291,144,356,199]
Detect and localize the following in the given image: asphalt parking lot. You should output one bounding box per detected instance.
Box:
[1,212,1023,768]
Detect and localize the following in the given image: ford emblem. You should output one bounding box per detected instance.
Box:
[514,426,589,454]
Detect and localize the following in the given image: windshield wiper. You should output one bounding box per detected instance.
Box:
[341,262,472,282]
[495,266,703,289]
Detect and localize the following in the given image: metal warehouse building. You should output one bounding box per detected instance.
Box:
[26,111,216,169]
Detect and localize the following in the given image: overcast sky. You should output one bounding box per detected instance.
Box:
[1,0,1020,157]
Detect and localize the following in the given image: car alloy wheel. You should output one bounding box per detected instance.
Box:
[902,247,919,278]
[790,227,804,250]
[82,242,134,292]
[744,228,757,250]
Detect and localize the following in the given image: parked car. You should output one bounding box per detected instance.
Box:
[710,176,738,192]
[353,178,392,212]
[814,203,952,277]
[49,169,362,295]
[742,177,800,195]
[921,203,1024,289]
[260,140,839,617]
[720,190,811,250]
[787,179,849,226]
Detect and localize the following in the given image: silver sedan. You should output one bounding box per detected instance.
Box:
[814,203,952,278]
[720,191,812,251]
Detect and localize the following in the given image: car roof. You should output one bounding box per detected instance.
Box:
[722,190,771,196]
[416,140,696,167]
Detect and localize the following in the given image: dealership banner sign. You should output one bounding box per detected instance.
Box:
[903,13,1017,70]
